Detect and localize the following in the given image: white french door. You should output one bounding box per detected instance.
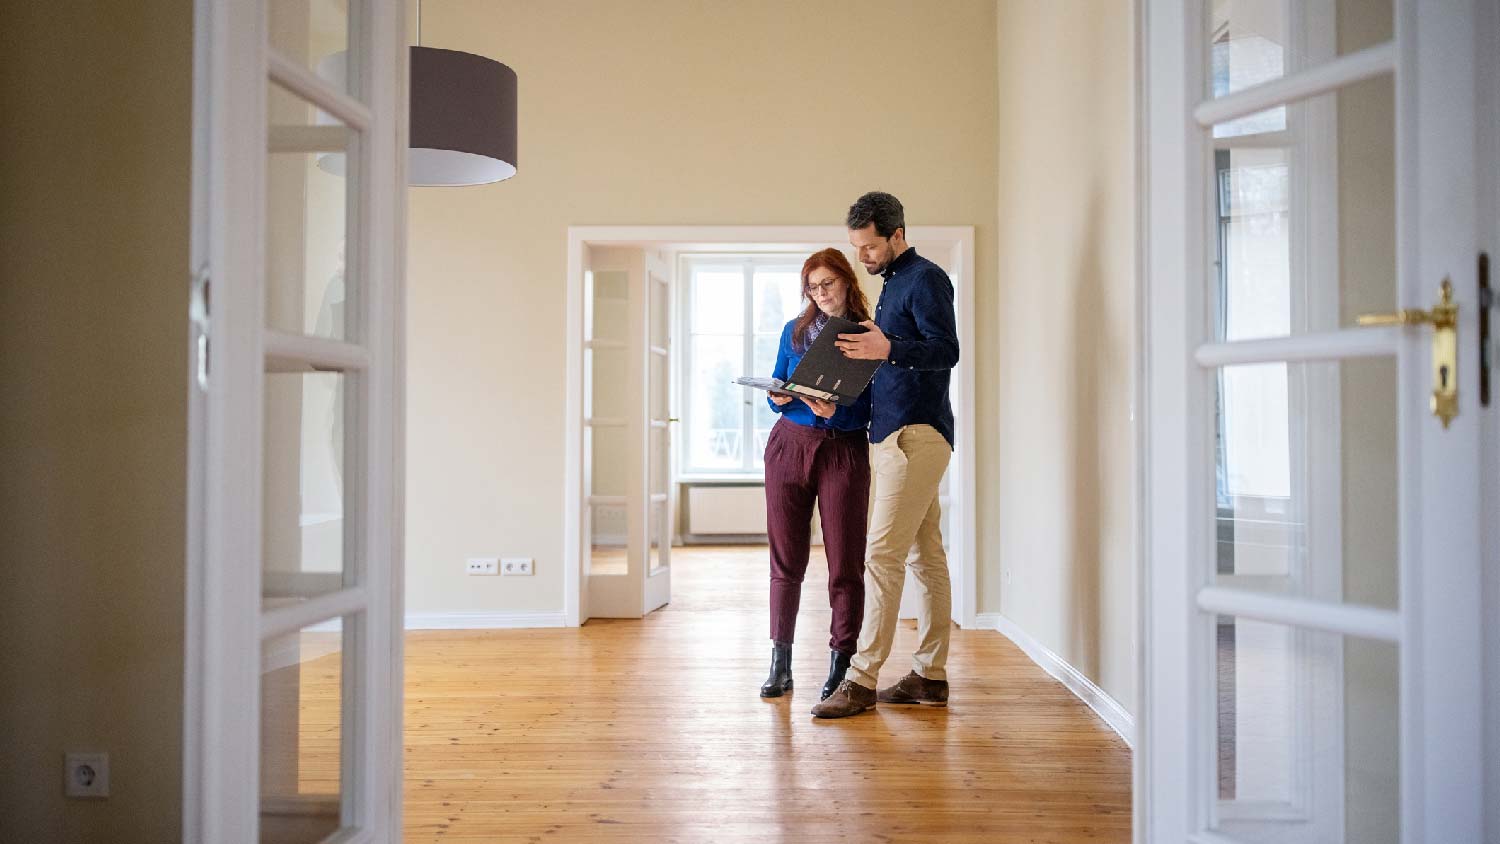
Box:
[1141,1,1487,843]
[186,0,406,841]
[643,250,674,615]
[581,247,674,619]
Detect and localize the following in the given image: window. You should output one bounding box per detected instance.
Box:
[680,256,805,476]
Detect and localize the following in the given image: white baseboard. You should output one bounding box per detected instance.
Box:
[404,611,568,630]
[975,612,1135,747]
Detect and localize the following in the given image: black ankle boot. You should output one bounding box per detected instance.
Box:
[821,650,852,700]
[759,641,793,698]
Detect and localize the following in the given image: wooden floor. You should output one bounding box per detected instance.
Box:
[395,546,1131,842]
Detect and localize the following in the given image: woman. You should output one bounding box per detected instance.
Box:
[759,248,873,701]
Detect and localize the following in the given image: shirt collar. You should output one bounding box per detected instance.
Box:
[881,247,919,280]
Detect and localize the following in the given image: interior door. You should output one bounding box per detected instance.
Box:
[186,0,407,840]
[583,248,670,618]
[1140,1,1486,843]
[644,250,673,614]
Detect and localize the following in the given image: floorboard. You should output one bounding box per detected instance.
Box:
[397,545,1132,843]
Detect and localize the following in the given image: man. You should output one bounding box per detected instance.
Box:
[812,191,959,719]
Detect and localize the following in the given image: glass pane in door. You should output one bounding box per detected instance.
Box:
[650,352,669,423]
[588,502,627,577]
[590,424,627,499]
[1211,358,1398,608]
[1209,75,1396,342]
[649,426,668,500]
[587,418,628,578]
[648,422,669,575]
[589,346,627,420]
[588,271,629,345]
[647,265,672,575]
[1207,0,1393,100]
[650,274,670,350]
[269,0,353,90]
[260,616,345,843]
[263,371,349,602]
[648,499,665,573]
[1211,615,1398,844]
[266,82,353,341]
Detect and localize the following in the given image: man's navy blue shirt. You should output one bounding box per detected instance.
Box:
[868,247,958,447]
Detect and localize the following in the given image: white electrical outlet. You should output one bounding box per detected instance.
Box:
[466,557,499,576]
[64,752,109,799]
[501,557,534,576]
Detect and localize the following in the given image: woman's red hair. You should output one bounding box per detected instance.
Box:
[792,248,872,351]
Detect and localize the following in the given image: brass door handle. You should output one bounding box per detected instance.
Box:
[1357,279,1459,428]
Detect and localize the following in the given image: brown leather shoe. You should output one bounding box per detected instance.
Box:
[810,680,877,718]
[877,671,949,706]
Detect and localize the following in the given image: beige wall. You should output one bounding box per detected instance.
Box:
[406,0,1001,616]
[992,0,1139,712]
[0,1,193,840]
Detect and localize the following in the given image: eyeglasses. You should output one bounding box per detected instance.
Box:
[805,279,840,293]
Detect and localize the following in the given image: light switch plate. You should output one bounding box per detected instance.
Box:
[64,752,109,799]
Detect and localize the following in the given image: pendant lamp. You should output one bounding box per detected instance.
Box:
[316,43,517,187]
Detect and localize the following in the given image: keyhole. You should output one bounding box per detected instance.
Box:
[1440,364,1450,389]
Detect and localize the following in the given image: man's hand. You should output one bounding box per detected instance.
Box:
[769,393,794,406]
[834,320,892,361]
[800,397,837,418]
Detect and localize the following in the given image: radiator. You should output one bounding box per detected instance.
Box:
[686,485,767,535]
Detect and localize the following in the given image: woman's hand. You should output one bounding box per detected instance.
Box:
[769,393,794,406]
[800,397,837,419]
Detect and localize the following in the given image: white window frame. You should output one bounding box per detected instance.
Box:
[677,253,808,479]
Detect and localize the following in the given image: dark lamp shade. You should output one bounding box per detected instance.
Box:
[316,46,518,187]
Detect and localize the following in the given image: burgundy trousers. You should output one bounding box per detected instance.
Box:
[763,417,870,655]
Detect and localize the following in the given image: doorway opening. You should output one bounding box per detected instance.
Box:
[563,226,976,628]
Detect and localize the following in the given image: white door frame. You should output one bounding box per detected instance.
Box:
[1137,1,1488,842]
[184,0,408,839]
[1481,4,1500,838]
[563,225,977,629]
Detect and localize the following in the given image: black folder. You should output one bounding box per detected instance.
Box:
[734,316,882,407]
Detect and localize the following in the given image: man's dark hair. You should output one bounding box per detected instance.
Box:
[846,191,905,239]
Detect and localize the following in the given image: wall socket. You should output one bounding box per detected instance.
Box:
[64,752,109,799]
[501,557,533,576]
[466,557,499,576]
